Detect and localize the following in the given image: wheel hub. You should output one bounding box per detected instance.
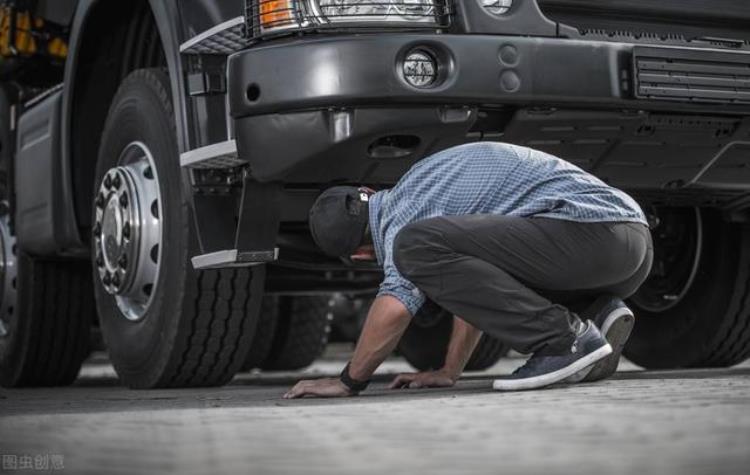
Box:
[101,185,128,275]
[94,142,162,322]
[0,209,17,338]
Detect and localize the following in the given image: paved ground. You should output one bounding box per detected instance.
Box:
[1,348,749,475]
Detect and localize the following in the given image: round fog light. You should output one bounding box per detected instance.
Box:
[483,0,513,15]
[403,49,438,88]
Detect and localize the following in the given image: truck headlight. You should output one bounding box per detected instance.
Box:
[314,0,438,24]
[251,0,445,35]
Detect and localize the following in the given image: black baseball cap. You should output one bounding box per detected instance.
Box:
[309,186,370,258]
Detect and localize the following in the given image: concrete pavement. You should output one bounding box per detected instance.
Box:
[1,350,749,475]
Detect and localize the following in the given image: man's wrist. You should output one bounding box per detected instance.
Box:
[340,362,371,393]
[440,366,461,383]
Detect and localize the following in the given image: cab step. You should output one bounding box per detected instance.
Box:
[179,16,246,55]
[180,139,246,169]
[190,179,281,271]
[192,249,279,270]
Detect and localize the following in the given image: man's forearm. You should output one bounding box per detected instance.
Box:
[442,317,483,381]
[348,295,413,381]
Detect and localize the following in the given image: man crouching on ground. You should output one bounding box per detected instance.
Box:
[284,142,653,398]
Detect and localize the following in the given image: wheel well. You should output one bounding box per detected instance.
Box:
[70,0,166,239]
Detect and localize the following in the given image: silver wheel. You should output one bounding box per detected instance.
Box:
[0,208,17,338]
[93,142,163,322]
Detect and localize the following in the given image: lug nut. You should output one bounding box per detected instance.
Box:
[122,223,131,239]
[119,193,129,208]
[104,175,112,189]
[95,192,105,209]
[113,174,122,189]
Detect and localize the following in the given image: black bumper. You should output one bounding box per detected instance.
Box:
[229,34,750,189]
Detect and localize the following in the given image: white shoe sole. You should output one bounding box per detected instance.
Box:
[601,306,633,335]
[565,306,634,383]
[582,308,635,382]
[493,343,612,391]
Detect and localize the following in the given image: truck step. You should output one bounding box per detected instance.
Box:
[180,140,246,169]
[192,249,279,270]
[180,16,246,55]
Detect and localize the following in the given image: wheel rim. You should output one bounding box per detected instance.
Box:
[0,208,17,338]
[93,142,163,322]
[631,207,702,313]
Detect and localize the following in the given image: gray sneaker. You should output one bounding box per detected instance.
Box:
[493,321,612,391]
[569,295,635,383]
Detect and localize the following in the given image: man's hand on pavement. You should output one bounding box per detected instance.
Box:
[283,296,414,399]
[388,370,456,389]
[283,378,355,399]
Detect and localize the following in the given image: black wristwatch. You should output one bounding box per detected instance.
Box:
[340,362,370,393]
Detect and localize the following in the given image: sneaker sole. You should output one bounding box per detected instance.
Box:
[582,309,635,382]
[492,343,612,391]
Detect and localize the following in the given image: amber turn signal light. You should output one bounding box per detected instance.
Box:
[259,0,296,29]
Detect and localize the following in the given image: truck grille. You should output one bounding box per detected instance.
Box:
[244,0,453,40]
[634,46,750,105]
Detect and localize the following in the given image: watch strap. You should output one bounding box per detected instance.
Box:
[340,362,370,393]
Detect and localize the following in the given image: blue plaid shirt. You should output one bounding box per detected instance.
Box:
[368,142,647,316]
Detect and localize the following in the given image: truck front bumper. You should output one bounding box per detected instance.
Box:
[229,34,750,189]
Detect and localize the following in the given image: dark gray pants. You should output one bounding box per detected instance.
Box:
[393,216,653,355]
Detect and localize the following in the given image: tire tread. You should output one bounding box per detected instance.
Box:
[6,256,93,387]
[261,297,331,371]
[627,210,750,368]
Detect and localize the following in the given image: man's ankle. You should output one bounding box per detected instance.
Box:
[534,332,578,356]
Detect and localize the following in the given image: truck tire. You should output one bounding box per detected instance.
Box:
[1,79,92,387]
[242,297,278,370]
[398,304,509,371]
[92,69,264,388]
[0,239,93,387]
[466,334,511,370]
[327,294,369,344]
[625,208,750,368]
[261,296,332,371]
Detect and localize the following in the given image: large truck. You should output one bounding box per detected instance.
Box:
[0,0,749,388]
